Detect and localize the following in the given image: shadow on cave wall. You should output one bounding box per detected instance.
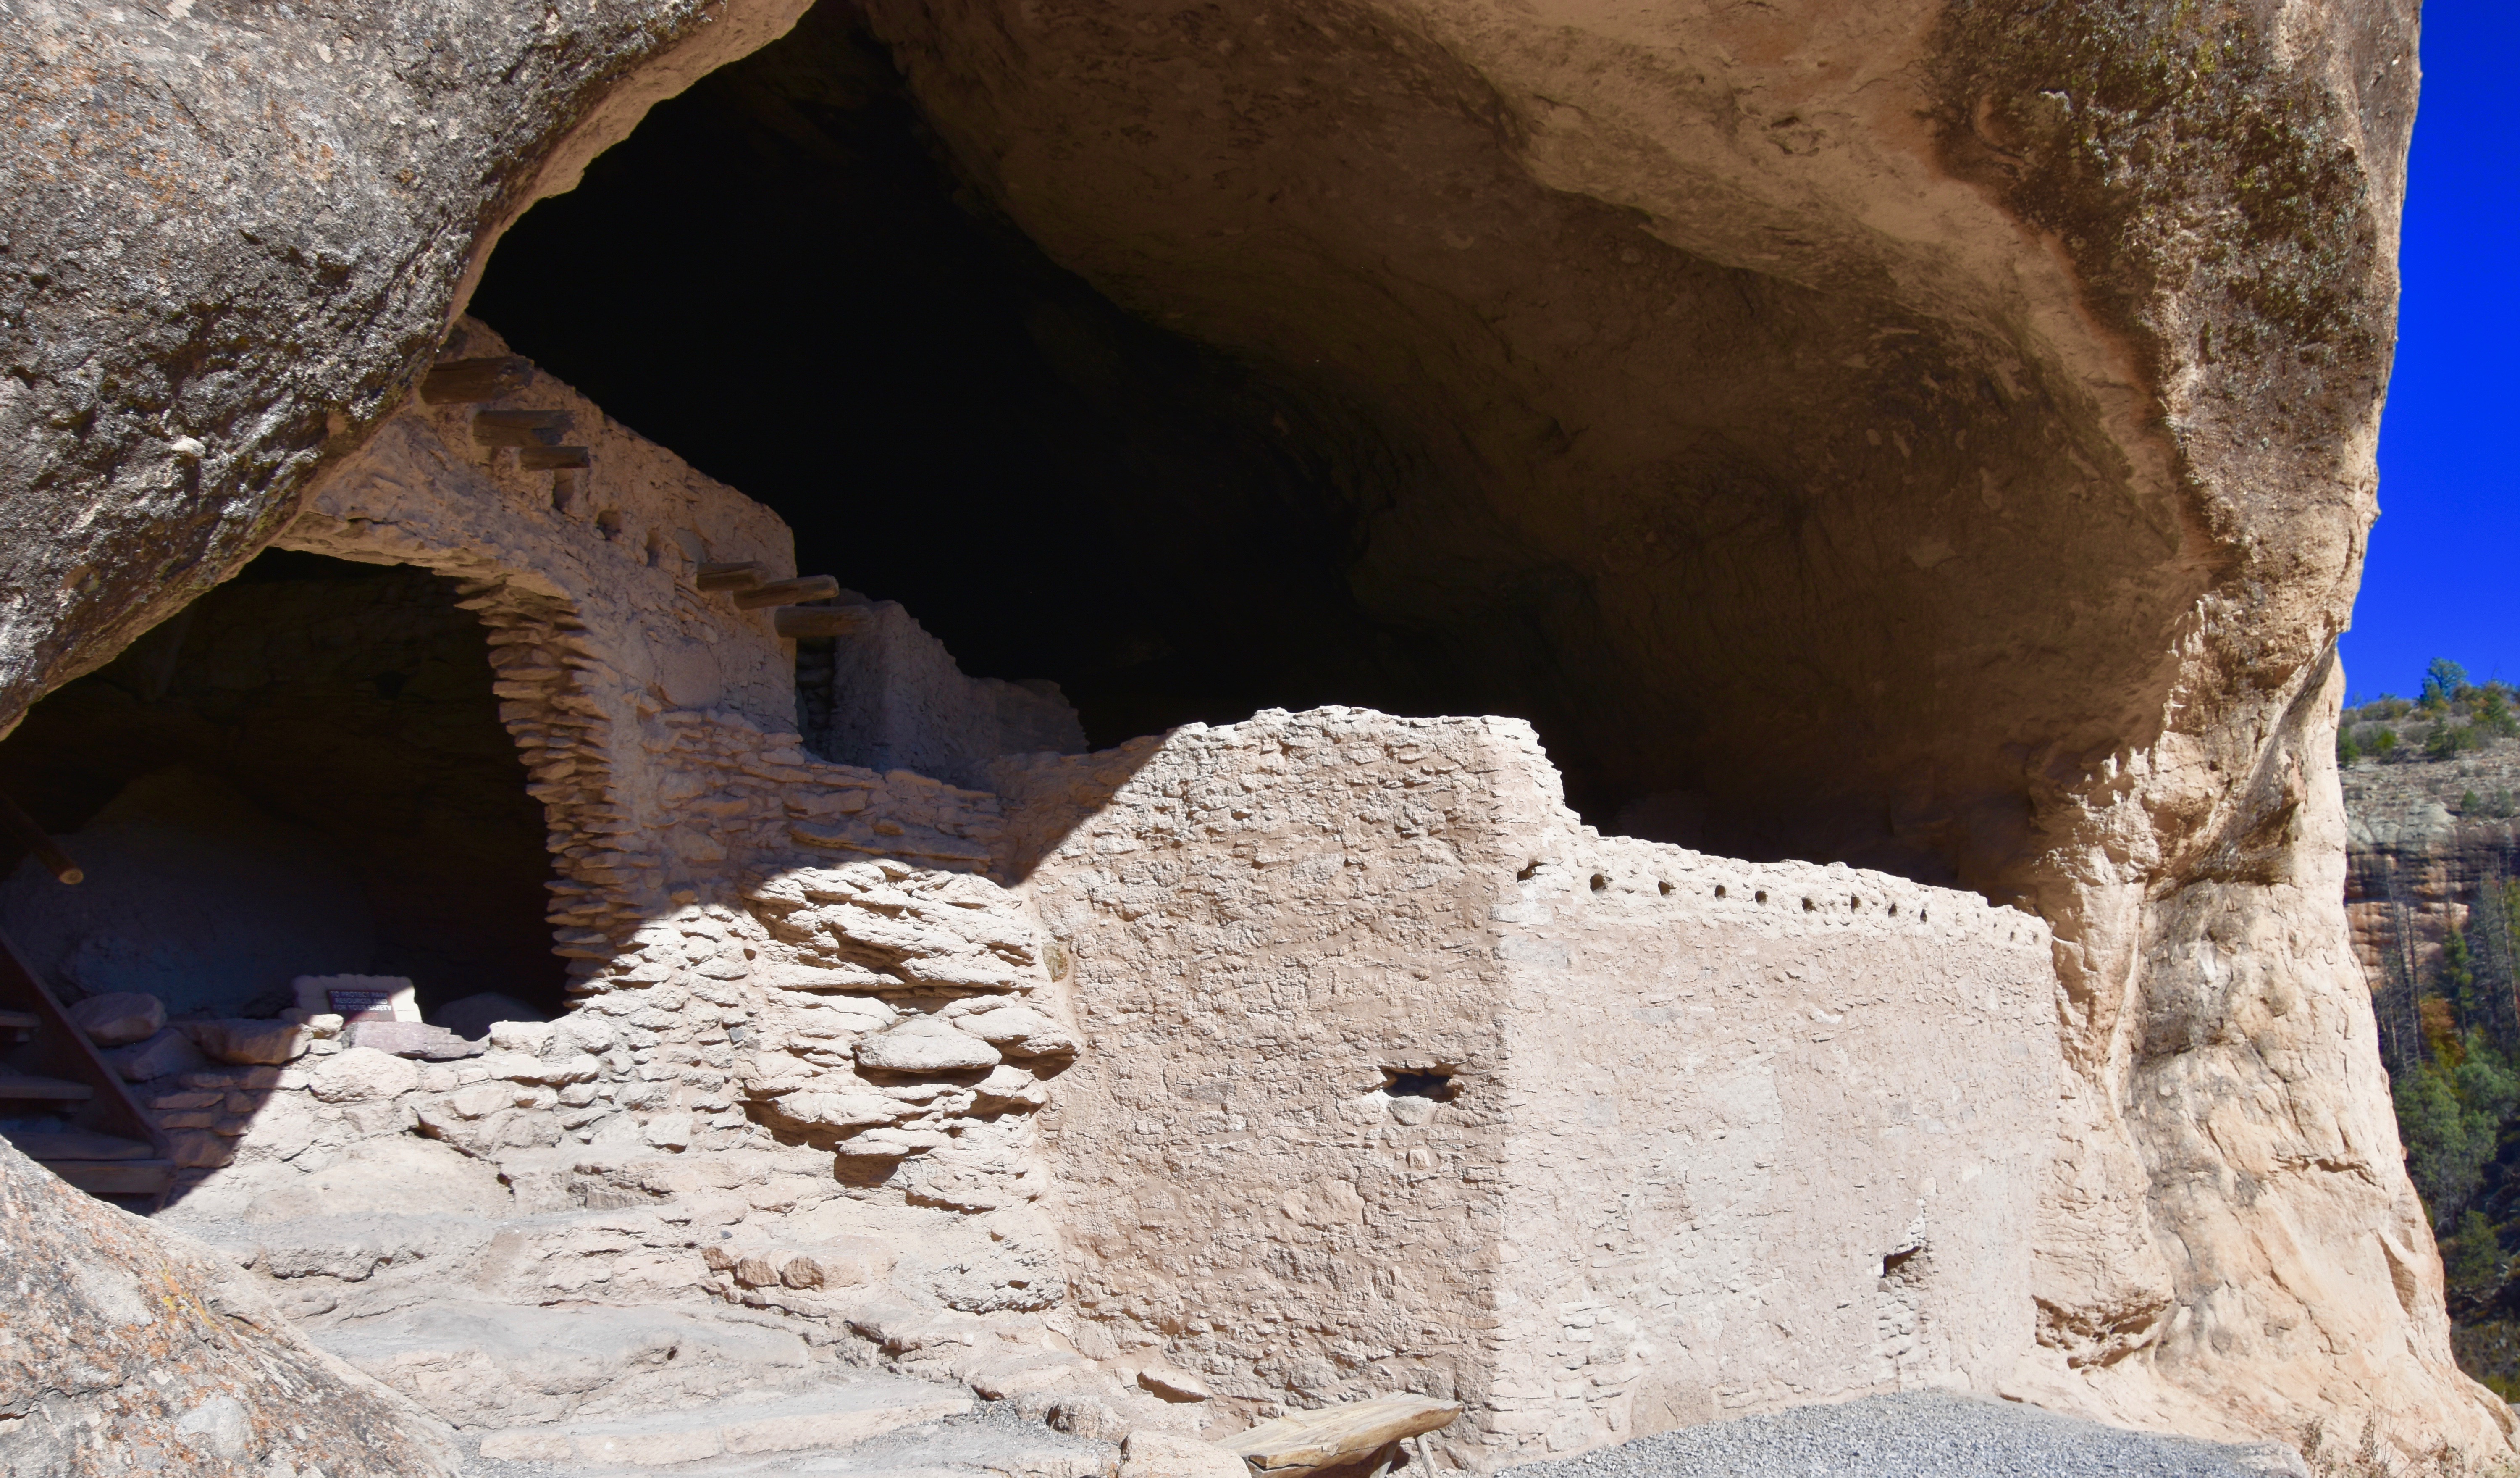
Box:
[471,1,2199,899]
[471,10,1473,766]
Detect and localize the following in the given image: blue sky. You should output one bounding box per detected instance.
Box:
[2339,0,2520,701]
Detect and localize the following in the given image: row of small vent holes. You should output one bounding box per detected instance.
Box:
[1517,860,1929,925]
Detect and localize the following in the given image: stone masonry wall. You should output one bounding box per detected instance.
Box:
[799,599,1088,788]
[996,710,1516,1460]
[174,328,2054,1469]
[992,708,2058,1470]
[175,330,1071,1314]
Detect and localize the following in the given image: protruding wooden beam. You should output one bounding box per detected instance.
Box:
[472,409,571,447]
[696,562,766,592]
[518,445,591,471]
[772,605,876,639]
[732,575,840,610]
[421,355,532,404]
[0,791,81,885]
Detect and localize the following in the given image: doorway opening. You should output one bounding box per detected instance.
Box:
[0,549,564,1027]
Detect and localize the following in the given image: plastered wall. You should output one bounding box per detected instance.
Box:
[1481,835,2055,1455]
[997,709,2059,1467]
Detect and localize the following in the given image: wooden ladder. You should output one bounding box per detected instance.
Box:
[0,927,176,1203]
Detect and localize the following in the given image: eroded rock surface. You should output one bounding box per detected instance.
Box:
[0,1137,457,1475]
[0,0,812,727]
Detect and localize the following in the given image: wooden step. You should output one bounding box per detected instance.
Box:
[696,561,766,592]
[472,408,571,448]
[732,575,839,611]
[3,1128,155,1160]
[0,1008,36,1033]
[0,1073,94,1101]
[42,1159,176,1196]
[518,445,591,471]
[422,355,532,404]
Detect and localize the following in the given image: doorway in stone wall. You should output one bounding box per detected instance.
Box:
[0,549,563,1185]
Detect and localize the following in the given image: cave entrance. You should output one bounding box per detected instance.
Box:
[468,0,2200,900]
[0,550,565,1034]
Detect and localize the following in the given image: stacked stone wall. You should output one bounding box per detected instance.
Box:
[189,330,1067,1321]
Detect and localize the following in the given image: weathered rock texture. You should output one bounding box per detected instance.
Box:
[0,0,2503,1469]
[2341,736,2520,985]
[0,1136,458,1476]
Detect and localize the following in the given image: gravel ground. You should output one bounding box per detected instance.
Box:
[1500,1392,2309,1478]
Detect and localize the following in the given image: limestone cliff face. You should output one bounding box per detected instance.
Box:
[2340,737,2520,980]
[0,0,2502,1463]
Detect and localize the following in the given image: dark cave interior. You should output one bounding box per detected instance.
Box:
[0,552,564,1021]
[472,11,1427,775]
[468,0,2200,897]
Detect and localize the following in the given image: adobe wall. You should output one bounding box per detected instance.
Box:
[993,708,2059,1468]
[1484,835,2055,1452]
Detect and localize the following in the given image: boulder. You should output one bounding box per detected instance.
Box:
[0,1136,459,1474]
[304,1047,424,1105]
[68,990,165,1046]
[104,1026,207,1083]
[856,1015,999,1074]
[186,1018,311,1066]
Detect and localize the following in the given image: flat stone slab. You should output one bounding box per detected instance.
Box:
[478,1378,977,1466]
[314,1299,817,1429]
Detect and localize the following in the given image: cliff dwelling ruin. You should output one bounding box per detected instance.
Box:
[2,0,2511,1474]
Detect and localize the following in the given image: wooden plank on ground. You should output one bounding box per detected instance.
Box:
[1214,1396,1462,1476]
